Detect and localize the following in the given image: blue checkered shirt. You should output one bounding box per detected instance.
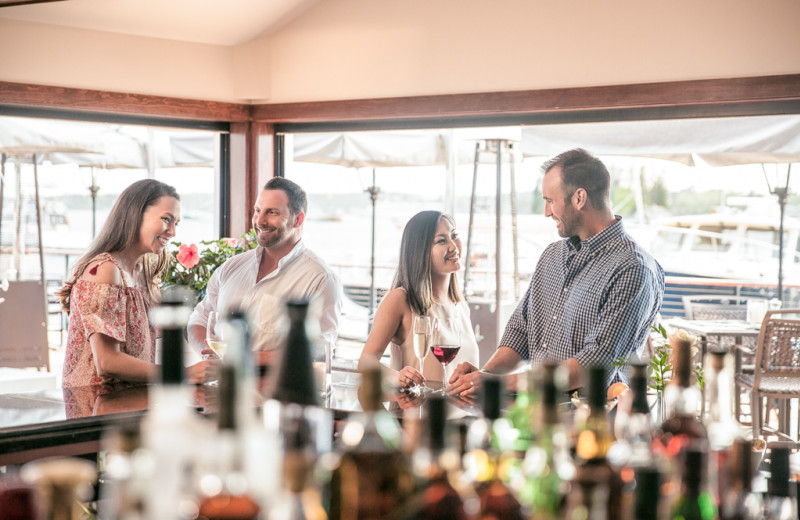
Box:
[500,217,664,388]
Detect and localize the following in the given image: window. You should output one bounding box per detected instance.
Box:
[0,116,225,283]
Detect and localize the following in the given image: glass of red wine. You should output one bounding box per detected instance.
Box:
[430,318,460,395]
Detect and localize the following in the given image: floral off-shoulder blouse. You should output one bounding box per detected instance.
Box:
[62,253,155,388]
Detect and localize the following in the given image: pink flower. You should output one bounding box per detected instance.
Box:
[222,237,239,247]
[176,243,200,269]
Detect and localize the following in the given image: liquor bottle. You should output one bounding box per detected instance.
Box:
[393,395,468,520]
[273,300,319,407]
[196,365,261,520]
[19,456,97,520]
[631,466,663,520]
[519,363,572,519]
[98,419,146,520]
[142,287,210,520]
[654,332,708,459]
[224,310,280,509]
[705,352,737,510]
[670,447,717,520]
[269,405,328,520]
[328,363,415,520]
[505,369,538,454]
[566,365,623,520]
[763,446,796,520]
[615,363,663,518]
[719,439,762,520]
[463,375,525,519]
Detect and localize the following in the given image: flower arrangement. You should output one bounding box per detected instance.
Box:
[160,231,257,302]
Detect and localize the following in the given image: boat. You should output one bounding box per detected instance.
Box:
[632,212,800,316]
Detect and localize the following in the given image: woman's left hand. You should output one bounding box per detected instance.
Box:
[397,366,424,390]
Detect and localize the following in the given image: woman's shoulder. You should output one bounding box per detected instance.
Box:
[380,287,410,309]
[79,254,125,286]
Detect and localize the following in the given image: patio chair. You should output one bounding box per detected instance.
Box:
[734,309,800,442]
[682,294,753,320]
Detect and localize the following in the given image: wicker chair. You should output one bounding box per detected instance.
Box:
[682,295,754,320]
[734,309,800,442]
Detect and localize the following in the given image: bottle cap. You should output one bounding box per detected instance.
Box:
[217,364,237,431]
[768,446,791,497]
[587,365,606,409]
[273,300,318,406]
[634,467,661,519]
[481,376,502,420]
[630,363,650,414]
[730,438,753,491]
[427,395,447,452]
[670,334,693,387]
[359,364,384,412]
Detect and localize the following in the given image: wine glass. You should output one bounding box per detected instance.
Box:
[206,311,226,360]
[430,318,460,395]
[412,315,433,395]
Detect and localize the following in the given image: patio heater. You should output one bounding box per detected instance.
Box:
[763,163,792,303]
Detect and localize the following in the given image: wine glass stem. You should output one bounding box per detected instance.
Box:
[442,363,447,394]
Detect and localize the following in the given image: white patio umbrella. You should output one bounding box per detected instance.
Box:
[293,130,448,327]
[520,114,800,301]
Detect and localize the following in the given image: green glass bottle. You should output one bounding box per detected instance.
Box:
[671,448,717,520]
[519,364,571,519]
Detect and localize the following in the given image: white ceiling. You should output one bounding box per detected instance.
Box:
[0,0,320,46]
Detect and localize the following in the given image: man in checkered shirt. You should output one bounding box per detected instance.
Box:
[449,148,664,393]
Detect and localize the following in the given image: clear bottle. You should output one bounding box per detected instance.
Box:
[670,447,718,520]
[143,286,209,520]
[763,446,796,520]
[196,364,261,520]
[98,419,146,520]
[393,394,468,520]
[719,439,762,520]
[463,375,525,520]
[613,363,662,518]
[655,334,707,457]
[328,363,415,520]
[566,365,623,520]
[519,363,572,519]
[705,352,737,511]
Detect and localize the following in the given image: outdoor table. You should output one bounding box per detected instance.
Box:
[665,317,761,362]
[666,317,761,417]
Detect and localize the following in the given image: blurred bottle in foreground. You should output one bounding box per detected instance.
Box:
[144,287,209,520]
[463,375,525,520]
[519,363,572,519]
[670,447,717,520]
[393,394,468,520]
[763,446,796,520]
[719,439,762,520]
[328,363,415,520]
[565,365,622,520]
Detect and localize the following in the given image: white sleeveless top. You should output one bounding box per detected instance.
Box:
[389,300,479,383]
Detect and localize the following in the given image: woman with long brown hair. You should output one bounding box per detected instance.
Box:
[57,179,217,387]
[357,210,479,392]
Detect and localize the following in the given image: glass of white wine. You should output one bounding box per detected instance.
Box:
[412,315,433,395]
[206,311,227,360]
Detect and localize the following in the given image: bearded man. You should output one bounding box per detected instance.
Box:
[450,148,664,392]
[188,177,341,363]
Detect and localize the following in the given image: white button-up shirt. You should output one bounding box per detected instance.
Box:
[188,240,342,356]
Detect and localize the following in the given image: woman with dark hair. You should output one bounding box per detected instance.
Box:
[358,210,479,391]
[57,179,218,387]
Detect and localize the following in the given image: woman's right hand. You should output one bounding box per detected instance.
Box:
[186,358,220,384]
[396,365,424,391]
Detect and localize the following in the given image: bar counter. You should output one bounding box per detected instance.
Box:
[0,370,481,466]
